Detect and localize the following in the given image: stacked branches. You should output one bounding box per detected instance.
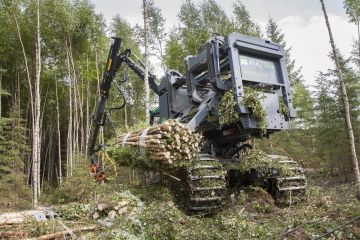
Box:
[233,150,292,177]
[243,87,267,134]
[108,120,202,168]
[279,96,289,117]
[218,88,268,135]
[218,90,240,126]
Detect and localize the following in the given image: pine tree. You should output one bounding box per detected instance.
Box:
[0,115,30,207]
[313,72,350,173]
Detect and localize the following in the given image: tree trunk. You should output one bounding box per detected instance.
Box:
[33,0,42,207]
[55,80,62,184]
[14,13,35,189]
[41,127,49,190]
[66,44,73,177]
[85,54,90,156]
[68,36,79,159]
[124,104,128,129]
[320,0,360,200]
[14,15,34,123]
[80,76,84,154]
[143,0,150,123]
[0,67,2,118]
[357,21,360,66]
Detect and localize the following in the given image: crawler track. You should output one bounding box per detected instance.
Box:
[186,154,227,213]
[268,155,308,205]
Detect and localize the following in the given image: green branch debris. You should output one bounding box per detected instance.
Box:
[218,90,240,126]
[279,96,289,117]
[234,150,293,177]
[243,87,267,134]
[218,88,268,134]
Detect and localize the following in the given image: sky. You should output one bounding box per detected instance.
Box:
[90,0,358,88]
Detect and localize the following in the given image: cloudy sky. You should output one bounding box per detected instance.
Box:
[90,0,357,88]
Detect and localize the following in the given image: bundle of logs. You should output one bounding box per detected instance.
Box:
[92,200,131,220]
[113,119,202,166]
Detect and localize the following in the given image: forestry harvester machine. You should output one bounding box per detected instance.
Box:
[89,33,307,213]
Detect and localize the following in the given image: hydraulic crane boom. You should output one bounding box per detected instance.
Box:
[89,37,159,170]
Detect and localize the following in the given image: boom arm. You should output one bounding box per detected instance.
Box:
[89,37,159,167]
[121,49,160,95]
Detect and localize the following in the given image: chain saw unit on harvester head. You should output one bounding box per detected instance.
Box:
[89,33,308,213]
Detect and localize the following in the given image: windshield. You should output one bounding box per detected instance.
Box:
[239,54,282,84]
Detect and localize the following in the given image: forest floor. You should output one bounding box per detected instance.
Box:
[0,171,360,240]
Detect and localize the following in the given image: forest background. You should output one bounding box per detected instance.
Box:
[0,0,359,208]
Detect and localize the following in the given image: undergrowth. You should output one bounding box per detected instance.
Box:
[4,165,360,240]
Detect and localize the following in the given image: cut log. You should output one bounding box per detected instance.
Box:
[118,207,128,215]
[0,230,27,238]
[97,203,109,211]
[92,212,99,219]
[0,209,54,225]
[108,119,203,168]
[108,210,117,219]
[114,200,129,210]
[34,225,98,240]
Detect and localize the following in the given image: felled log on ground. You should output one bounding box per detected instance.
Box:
[0,230,27,238]
[29,225,98,240]
[0,209,54,225]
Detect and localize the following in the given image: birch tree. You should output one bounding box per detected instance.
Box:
[320,0,360,199]
[33,0,42,207]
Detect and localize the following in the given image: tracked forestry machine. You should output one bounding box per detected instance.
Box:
[89,33,307,213]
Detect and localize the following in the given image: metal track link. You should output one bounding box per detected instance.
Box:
[192,186,226,191]
[186,154,227,214]
[190,165,222,171]
[269,156,308,205]
[190,175,225,180]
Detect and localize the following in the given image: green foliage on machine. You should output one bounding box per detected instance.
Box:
[218,88,268,135]
[279,96,289,117]
[235,150,293,177]
[242,87,268,134]
[218,90,240,126]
